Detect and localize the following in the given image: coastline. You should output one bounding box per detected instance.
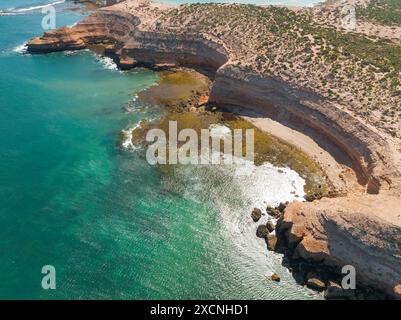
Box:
[235,110,353,194]
[26,0,401,299]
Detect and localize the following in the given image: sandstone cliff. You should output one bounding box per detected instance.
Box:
[279,196,401,298]
[27,1,401,298]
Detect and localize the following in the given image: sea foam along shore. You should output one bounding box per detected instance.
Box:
[120,128,136,150]
[168,145,311,298]
[13,43,28,54]
[26,0,401,298]
[96,55,119,71]
[0,0,66,15]
[120,122,141,150]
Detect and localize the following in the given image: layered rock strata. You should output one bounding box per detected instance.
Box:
[27,2,401,298]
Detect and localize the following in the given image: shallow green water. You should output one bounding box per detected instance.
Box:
[0,1,322,299]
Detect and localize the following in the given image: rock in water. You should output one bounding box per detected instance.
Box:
[256,225,269,238]
[266,221,275,232]
[266,234,277,251]
[266,206,282,219]
[271,273,281,282]
[394,284,401,299]
[324,281,355,299]
[278,202,287,212]
[306,272,326,291]
[251,208,262,222]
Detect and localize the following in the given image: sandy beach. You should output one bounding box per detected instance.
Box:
[26,0,401,298]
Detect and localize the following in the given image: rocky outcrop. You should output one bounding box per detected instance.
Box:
[266,235,277,252]
[210,64,401,195]
[119,32,228,72]
[306,272,326,291]
[27,3,401,298]
[278,196,401,298]
[28,10,140,53]
[251,208,262,222]
[256,225,269,238]
[210,62,401,299]
[324,280,355,300]
[28,11,401,193]
[28,10,228,73]
[266,221,275,233]
[270,273,281,282]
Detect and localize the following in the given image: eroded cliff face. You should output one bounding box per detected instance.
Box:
[119,31,228,72]
[278,196,401,298]
[209,65,401,298]
[28,10,229,71]
[210,64,401,196]
[28,11,140,53]
[27,6,401,298]
[27,10,401,195]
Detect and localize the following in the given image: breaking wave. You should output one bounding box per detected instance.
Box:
[12,43,28,54]
[96,56,118,71]
[0,1,65,16]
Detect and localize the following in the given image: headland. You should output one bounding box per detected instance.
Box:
[27,0,401,298]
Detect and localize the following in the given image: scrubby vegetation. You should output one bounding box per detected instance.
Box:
[154,3,401,138]
[357,0,401,26]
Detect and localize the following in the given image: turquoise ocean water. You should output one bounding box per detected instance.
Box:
[0,1,322,299]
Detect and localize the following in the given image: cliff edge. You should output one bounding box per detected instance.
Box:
[27,0,401,298]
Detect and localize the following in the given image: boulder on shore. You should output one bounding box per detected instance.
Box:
[324,281,355,299]
[256,225,269,238]
[394,284,401,299]
[278,202,288,212]
[282,197,401,298]
[270,273,281,282]
[306,272,326,291]
[251,208,262,222]
[266,234,277,251]
[266,220,275,232]
[266,206,282,219]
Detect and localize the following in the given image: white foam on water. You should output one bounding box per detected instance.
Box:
[163,149,310,297]
[120,129,135,150]
[15,0,65,13]
[64,50,80,56]
[1,1,66,15]
[233,161,305,209]
[0,8,15,16]
[0,7,14,15]
[68,22,78,28]
[97,56,118,71]
[120,122,143,151]
[0,11,18,16]
[12,43,28,54]
[180,152,305,217]
[64,48,89,56]
[209,123,232,139]
[214,159,310,297]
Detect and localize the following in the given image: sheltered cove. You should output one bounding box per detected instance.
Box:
[27,0,401,298]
